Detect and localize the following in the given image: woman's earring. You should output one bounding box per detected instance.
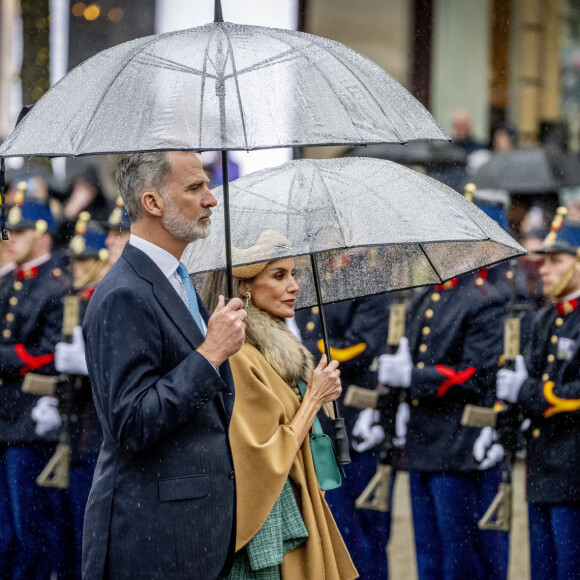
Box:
[244,291,252,310]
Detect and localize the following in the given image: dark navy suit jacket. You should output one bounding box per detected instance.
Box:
[82,244,236,580]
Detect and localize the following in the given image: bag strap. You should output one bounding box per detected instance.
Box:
[297,380,324,437]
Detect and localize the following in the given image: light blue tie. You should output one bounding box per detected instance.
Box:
[176,262,205,336]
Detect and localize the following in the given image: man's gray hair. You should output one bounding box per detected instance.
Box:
[116,152,172,222]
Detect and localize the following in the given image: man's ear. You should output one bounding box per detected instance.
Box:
[141,191,164,218]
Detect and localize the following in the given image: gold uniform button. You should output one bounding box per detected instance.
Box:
[476,278,484,286]
[306,321,315,331]
[419,344,428,353]
[0,378,3,386]
[425,309,434,319]
[547,354,555,363]
[2,329,11,339]
[542,373,550,381]
[431,293,440,302]
[506,271,514,280]
[311,306,319,315]
[417,362,425,369]
[412,399,419,407]
[555,318,564,327]
[9,297,17,306]
[6,313,14,322]
[532,428,541,438]
[13,281,23,291]
[52,268,62,277]
[551,335,558,344]
[422,327,430,336]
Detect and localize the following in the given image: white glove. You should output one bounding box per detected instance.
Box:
[378,337,412,387]
[473,426,505,470]
[31,396,62,437]
[496,355,528,403]
[352,408,385,453]
[393,402,410,448]
[55,326,88,375]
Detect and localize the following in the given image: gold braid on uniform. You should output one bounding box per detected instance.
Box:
[244,305,334,418]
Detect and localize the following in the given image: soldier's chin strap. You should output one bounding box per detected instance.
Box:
[545,255,580,299]
[73,249,109,290]
[1,159,7,241]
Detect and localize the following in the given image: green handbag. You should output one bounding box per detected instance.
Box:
[298,381,343,491]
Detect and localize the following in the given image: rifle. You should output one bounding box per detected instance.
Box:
[344,294,408,512]
[461,259,526,531]
[36,294,80,489]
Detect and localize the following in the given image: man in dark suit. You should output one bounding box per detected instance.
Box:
[82,151,246,580]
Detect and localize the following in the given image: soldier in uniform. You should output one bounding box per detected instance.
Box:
[379,273,508,580]
[103,196,131,266]
[294,291,392,580]
[495,208,580,580]
[0,192,67,579]
[53,213,111,579]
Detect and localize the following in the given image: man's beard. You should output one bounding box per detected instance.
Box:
[162,199,212,243]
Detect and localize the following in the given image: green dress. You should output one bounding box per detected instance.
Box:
[225,479,309,579]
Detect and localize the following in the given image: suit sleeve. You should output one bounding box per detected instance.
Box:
[84,286,228,452]
[410,297,504,401]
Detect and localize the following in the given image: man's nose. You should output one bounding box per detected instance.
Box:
[203,189,218,208]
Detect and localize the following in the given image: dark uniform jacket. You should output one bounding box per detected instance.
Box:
[405,276,505,472]
[519,298,580,504]
[295,294,392,433]
[82,244,236,580]
[0,257,65,442]
[56,286,103,461]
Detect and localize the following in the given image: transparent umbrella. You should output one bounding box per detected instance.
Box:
[182,156,525,303]
[0,0,448,274]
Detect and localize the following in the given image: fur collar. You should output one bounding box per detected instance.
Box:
[244,306,314,388]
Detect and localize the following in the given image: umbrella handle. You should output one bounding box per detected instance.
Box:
[309,254,351,464]
[0,159,7,241]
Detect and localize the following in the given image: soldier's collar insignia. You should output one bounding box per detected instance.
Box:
[554,297,579,316]
[15,266,39,281]
[436,277,458,291]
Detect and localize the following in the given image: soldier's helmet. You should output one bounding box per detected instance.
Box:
[536,207,580,256]
[6,184,56,233]
[103,196,131,231]
[68,211,108,261]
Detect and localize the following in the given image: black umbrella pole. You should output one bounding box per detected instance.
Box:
[214,0,224,22]
[221,151,233,299]
[309,254,351,465]
[1,159,7,240]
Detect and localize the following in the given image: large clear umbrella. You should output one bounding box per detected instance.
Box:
[182,156,525,299]
[0,0,448,285]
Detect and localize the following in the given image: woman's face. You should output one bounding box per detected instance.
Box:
[245,258,299,318]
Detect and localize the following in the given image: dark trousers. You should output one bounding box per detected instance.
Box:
[0,443,64,580]
[409,469,508,580]
[325,449,391,580]
[528,501,580,580]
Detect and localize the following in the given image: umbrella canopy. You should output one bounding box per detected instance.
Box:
[0,22,447,159]
[182,157,525,308]
[345,141,467,167]
[471,148,580,194]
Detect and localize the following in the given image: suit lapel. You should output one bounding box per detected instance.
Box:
[123,244,205,349]
[123,245,233,419]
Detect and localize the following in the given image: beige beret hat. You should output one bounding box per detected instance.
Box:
[232,229,292,279]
